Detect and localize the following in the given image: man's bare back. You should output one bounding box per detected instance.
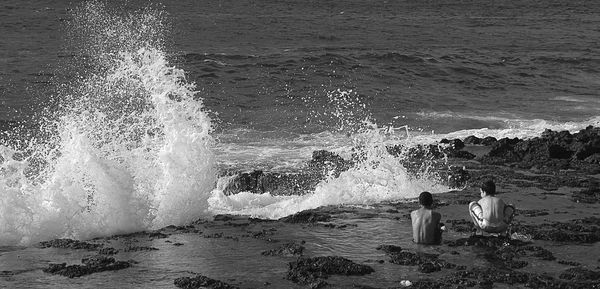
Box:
[410,192,444,245]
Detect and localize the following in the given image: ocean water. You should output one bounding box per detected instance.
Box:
[1,0,600,246]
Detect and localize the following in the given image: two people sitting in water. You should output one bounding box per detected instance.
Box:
[410,180,515,245]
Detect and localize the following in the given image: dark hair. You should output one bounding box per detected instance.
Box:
[480,180,496,195]
[419,191,433,207]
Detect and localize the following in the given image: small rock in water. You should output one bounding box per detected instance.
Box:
[174,274,239,289]
[261,242,305,256]
[279,210,331,223]
[287,256,374,287]
[123,246,159,252]
[43,255,131,278]
[559,267,600,281]
[98,247,119,255]
[37,238,102,250]
[375,244,403,254]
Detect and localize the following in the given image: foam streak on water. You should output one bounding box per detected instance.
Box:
[0,1,216,245]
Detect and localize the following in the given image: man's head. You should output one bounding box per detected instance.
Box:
[480,180,496,196]
[419,191,433,207]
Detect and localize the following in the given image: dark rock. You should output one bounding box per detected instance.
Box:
[464,135,482,145]
[309,150,352,175]
[246,228,277,240]
[559,267,600,281]
[446,219,475,233]
[385,251,456,273]
[213,214,234,221]
[518,209,550,217]
[489,245,555,269]
[477,127,600,172]
[558,260,582,266]
[481,136,498,146]
[174,274,239,289]
[413,267,600,289]
[512,217,600,243]
[261,242,305,256]
[43,255,131,278]
[123,246,158,252]
[279,210,331,223]
[572,188,600,203]
[203,233,224,238]
[448,150,476,159]
[222,151,353,196]
[38,239,102,250]
[585,153,600,164]
[375,244,403,254]
[287,256,374,287]
[446,235,528,248]
[98,247,119,255]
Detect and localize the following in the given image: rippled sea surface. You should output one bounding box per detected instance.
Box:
[3,0,600,129]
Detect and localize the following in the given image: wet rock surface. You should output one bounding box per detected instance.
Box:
[476,126,600,173]
[261,242,305,256]
[559,267,600,281]
[43,255,131,278]
[375,244,403,254]
[287,256,374,288]
[279,210,332,223]
[512,217,600,243]
[37,239,103,250]
[222,150,352,196]
[384,250,459,273]
[174,274,239,289]
[572,187,600,203]
[123,246,159,252]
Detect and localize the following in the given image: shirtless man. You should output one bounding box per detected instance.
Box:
[469,180,515,235]
[411,191,444,245]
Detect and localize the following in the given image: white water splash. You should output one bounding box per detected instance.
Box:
[208,122,448,219]
[0,2,215,245]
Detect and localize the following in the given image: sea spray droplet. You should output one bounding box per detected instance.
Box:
[0,2,215,245]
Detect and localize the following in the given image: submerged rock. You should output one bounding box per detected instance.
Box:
[279,210,332,223]
[446,219,475,233]
[512,217,600,243]
[386,251,457,273]
[43,255,131,278]
[98,247,119,255]
[375,244,403,254]
[287,256,374,288]
[174,274,239,289]
[261,242,305,256]
[123,246,159,252]
[37,239,103,250]
[559,267,600,281]
[572,188,600,203]
[446,235,529,248]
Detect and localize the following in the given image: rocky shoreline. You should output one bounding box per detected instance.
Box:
[6,126,600,288]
